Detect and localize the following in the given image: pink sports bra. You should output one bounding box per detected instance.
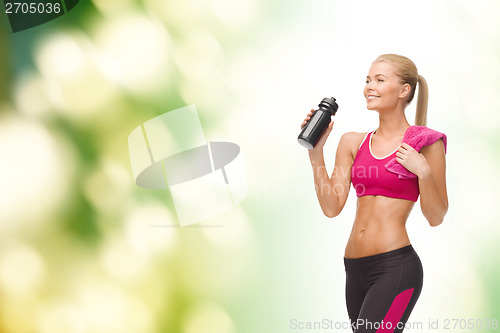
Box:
[351,131,420,202]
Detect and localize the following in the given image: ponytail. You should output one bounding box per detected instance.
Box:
[415,74,428,126]
[373,54,428,126]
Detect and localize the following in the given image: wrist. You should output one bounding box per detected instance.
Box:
[417,163,432,179]
[308,148,324,160]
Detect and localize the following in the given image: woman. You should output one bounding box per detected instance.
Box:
[301,54,448,332]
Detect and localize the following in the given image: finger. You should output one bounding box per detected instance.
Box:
[400,142,413,150]
[396,151,404,158]
[325,120,334,132]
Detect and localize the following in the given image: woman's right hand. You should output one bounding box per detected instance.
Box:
[301,108,334,153]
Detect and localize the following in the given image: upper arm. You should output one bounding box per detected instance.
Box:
[329,132,361,211]
[420,139,448,207]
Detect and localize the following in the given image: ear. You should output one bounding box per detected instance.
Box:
[399,83,411,99]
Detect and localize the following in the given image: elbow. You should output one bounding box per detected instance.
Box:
[323,212,336,219]
[320,196,345,219]
[322,208,341,219]
[428,211,447,227]
[426,203,448,227]
[429,218,443,227]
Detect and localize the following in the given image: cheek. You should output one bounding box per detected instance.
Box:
[382,86,400,101]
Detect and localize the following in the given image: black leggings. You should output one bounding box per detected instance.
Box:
[344,245,423,333]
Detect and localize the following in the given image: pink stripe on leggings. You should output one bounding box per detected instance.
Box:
[376,288,414,333]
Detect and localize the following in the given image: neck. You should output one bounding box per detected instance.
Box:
[375,107,410,137]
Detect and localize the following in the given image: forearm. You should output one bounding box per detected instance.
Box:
[309,151,342,217]
[417,166,448,226]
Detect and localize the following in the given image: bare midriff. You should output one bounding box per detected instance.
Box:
[344,195,415,259]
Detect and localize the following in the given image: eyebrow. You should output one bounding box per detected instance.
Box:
[366,74,388,79]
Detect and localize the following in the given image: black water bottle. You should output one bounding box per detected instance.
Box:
[298,97,339,149]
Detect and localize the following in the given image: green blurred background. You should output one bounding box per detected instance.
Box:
[1,0,499,332]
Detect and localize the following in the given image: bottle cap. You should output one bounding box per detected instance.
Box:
[319,97,339,115]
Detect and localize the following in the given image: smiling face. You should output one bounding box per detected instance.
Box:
[364,61,410,112]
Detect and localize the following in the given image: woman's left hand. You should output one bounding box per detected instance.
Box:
[396,143,430,178]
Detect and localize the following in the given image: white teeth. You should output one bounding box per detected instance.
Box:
[367,95,379,99]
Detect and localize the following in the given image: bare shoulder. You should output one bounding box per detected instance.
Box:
[340,131,368,144]
[338,131,369,157]
[420,138,445,156]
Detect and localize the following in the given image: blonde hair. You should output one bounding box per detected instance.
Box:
[373,54,428,126]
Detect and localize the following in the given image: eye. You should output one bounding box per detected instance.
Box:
[365,80,370,84]
[378,79,384,82]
